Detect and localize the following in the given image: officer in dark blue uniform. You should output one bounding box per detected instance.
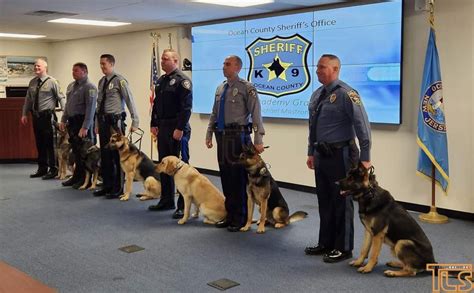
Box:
[149,49,192,219]
[305,54,371,263]
[206,55,265,232]
[60,62,97,189]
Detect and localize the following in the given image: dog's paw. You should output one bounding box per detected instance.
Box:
[139,196,151,201]
[119,195,129,201]
[350,259,365,267]
[274,223,285,229]
[191,212,199,218]
[78,186,87,190]
[178,219,186,225]
[239,226,251,232]
[256,228,266,234]
[358,265,373,274]
[383,270,397,277]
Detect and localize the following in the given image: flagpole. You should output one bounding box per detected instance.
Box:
[149,32,160,161]
[418,0,448,224]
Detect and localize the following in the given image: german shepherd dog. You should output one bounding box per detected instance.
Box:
[338,162,435,277]
[155,156,227,225]
[107,132,161,201]
[56,127,74,180]
[239,145,308,233]
[77,138,101,190]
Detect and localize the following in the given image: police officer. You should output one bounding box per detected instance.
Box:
[21,58,65,180]
[205,55,265,232]
[305,54,371,263]
[149,49,192,219]
[59,62,97,189]
[93,54,139,199]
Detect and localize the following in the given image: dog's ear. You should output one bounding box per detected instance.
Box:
[110,126,117,135]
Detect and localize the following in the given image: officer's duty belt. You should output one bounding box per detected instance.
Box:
[98,112,125,122]
[214,123,251,134]
[158,118,178,126]
[32,109,54,118]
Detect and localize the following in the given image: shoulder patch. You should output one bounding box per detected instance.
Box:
[120,79,127,88]
[182,80,191,90]
[347,90,361,105]
[89,88,97,97]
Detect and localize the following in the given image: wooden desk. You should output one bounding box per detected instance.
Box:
[0,98,37,160]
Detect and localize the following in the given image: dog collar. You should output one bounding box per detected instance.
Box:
[172,160,185,175]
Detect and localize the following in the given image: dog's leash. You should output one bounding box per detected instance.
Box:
[128,128,145,151]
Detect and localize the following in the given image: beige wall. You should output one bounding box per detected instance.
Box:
[2,0,472,213]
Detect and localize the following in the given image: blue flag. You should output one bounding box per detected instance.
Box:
[417,28,449,192]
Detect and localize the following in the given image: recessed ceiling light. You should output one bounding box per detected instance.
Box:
[48,18,131,27]
[191,0,274,7]
[0,33,46,39]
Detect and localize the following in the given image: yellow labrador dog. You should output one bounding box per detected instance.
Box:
[155,156,226,225]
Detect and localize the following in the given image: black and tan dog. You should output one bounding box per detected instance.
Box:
[338,162,435,277]
[55,127,74,180]
[239,145,307,233]
[107,132,161,201]
[76,138,101,190]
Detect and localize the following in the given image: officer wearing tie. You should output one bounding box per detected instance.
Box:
[59,62,97,189]
[21,58,65,180]
[93,54,139,199]
[305,54,371,263]
[205,55,265,232]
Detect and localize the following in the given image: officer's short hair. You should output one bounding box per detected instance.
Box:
[35,58,48,68]
[321,54,340,68]
[163,49,180,63]
[73,62,88,73]
[100,54,115,65]
[228,55,242,69]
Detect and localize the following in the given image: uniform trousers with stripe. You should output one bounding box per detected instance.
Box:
[98,115,125,194]
[32,111,57,172]
[314,145,358,253]
[215,130,251,227]
[157,120,189,210]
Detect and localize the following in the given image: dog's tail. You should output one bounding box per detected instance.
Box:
[288,211,308,223]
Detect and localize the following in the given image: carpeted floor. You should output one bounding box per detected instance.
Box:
[0,163,472,293]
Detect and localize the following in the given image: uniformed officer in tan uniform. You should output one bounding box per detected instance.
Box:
[21,58,65,179]
[206,55,265,232]
[59,62,97,189]
[93,54,139,199]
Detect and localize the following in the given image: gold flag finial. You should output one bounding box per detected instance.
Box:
[428,0,435,28]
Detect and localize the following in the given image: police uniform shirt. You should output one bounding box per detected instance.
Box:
[22,75,66,116]
[307,79,371,161]
[150,69,192,131]
[97,72,139,128]
[61,77,98,130]
[206,78,265,145]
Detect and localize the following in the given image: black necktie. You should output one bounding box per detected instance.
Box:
[316,88,327,112]
[34,78,42,112]
[98,77,108,114]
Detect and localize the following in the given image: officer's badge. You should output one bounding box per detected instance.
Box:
[169,79,176,86]
[108,82,114,90]
[89,89,97,97]
[120,80,127,89]
[348,90,361,105]
[182,80,191,90]
[246,33,312,98]
[329,94,337,103]
[232,88,238,97]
